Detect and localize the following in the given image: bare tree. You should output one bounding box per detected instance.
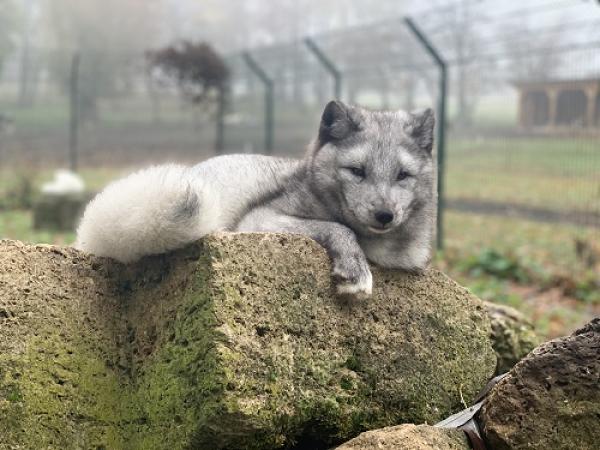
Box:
[501,20,566,81]
[0,0,18,74]
[17,0,39,106]
[445,0,485,126]
[424,0,487,127]
[148,41,230,152]
[42,0,162,123]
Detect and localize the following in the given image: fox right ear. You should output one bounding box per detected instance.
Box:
[404,108,435,154]
[318,100,362,145]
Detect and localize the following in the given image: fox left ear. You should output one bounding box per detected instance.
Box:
[318,100,363,146]
[404,108,435,154]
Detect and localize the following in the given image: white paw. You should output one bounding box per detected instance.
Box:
[335,268,373,299]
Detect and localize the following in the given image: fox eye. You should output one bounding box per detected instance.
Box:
[347,167,366,178]
[396,170,411,181]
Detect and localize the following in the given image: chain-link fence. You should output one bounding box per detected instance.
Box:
[1,0,599,246]
[0,49,221,168]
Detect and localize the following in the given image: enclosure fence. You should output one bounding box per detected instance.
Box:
[1,0,599,251]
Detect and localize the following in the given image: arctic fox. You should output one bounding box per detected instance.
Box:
[76,101,435,298]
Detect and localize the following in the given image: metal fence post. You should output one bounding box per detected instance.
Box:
[242,52,274,154]
[404,17,447,251]
[68,52,81,172]
[215,87,226,154]
[304,37,342,100]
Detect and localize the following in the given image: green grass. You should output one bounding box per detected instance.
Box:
[5,101,70,130]
[437,211,599,338]
[0,167,126,213]
[446,137,600,213]
[449,137,600,177]
[0,167,125,196]
[0,210,75,246]
[3,98,599,216]
[442,210,597,276]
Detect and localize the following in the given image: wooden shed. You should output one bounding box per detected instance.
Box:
[514,78,600,130]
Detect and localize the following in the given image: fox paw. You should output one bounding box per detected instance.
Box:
[332,256,373,300]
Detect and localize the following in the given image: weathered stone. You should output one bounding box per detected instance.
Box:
[334,424,470,450]
[0,234,497,449]
[480,318,600,450]
[0,240,128,449]
[484,301,539,374]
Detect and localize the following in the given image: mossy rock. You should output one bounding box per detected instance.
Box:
[334,424,470,450]
[0,234,496,449]
[484,302,540,374]
[0,240,128,449]
[480,319,600,450]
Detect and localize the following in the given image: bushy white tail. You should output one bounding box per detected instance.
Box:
[75,165,216,263]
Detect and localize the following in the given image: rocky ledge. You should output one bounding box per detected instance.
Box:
[0,234,497,449]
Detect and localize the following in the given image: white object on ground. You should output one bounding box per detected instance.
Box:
[41,170,86,195]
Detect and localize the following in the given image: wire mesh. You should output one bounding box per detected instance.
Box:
[0,0,598,247]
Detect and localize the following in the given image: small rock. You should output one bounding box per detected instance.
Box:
[480,318,600,450]
[484,301,539,374]
[334,424,470,450]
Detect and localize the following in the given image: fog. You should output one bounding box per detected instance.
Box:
[1,0,599,164]
[4,0,599,55]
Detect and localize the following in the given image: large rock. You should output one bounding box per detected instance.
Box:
[0,234,496,449]
[334,424,470,450]
[484,302,539,374]
[480,318,600,450]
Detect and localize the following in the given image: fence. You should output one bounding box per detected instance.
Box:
[1,0,599,256]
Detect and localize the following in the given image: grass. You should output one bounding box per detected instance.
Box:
[3,97,599,215]
[441,209,600,306]
[446,137,600,214]
[0,167,125,196]
[0,209,75,246]
[0,95,195,129]
[6,100,70,130]
[449,138,600,178]
[0,167,126,214]
[437,210,600,338]
[442,209,598,274]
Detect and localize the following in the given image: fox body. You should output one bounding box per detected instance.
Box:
[76,101,436,298]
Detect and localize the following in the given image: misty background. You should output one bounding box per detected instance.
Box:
[0,0,599,164]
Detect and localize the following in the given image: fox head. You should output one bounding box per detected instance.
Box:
[309,100,435,237]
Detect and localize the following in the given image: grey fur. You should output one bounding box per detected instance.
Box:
[173,185,201,220]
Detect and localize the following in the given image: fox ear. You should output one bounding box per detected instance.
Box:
[318,100,362,145]
[404,108,435,154]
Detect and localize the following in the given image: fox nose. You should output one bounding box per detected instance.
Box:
[374,210,394,226]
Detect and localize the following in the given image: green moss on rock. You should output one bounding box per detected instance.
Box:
[0,240,129,449]
[484,302,539,374]
[334,424,470,450]
[1,234,497,449]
